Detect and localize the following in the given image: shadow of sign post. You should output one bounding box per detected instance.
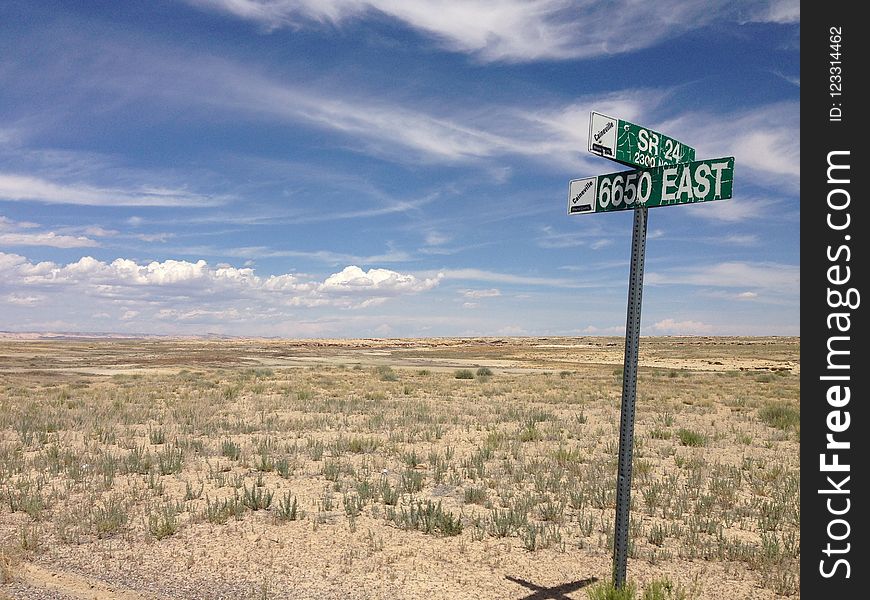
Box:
[505,575,598,600]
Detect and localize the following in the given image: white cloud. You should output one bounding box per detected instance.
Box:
[424,231,451,246]
[537,228,586,249]
[536,224,614,250]
[187,1,779,63]
[226,246,412,265]
[135,233,174,243]
[320,265,441,294]
[743,0,799,24]
[649,318,714,335]
[0,173,224,207]
[463,288,500,299]
[3,293,43,306]
[0,216,38,229]
[771,70,799,87]
[83,226,120,237]
[579,324,624,335]
[10,33,799,178]
[0,231,99,248]
[684,196,778,224]
[0,253,442,316]
[0,216,99,248]
[646,261,799,297]
[438,268,578,288]
[737,291,759,299]
[721,234,760,246]
[661,102,799,190]
[495,325,527,335]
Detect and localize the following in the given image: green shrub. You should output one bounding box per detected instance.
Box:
[758,402,799,431]
[221,439,241,460]
[676,428,707,447]
[463,485,488,505]
[375,366,399,381]
[642,577,691,600]
[587,579,637,600]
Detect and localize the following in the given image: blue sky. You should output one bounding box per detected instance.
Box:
[0,1,799,338]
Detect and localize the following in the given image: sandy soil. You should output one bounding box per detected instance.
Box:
[0,336,800,599]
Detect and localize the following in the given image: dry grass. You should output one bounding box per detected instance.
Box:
[0,336,799,599]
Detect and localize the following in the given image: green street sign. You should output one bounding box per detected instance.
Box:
[588,111,696,168]
[567,157,734,215]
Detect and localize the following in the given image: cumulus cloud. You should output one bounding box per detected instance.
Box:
[649,319,714,335]
[0,253,443,322]
[320,265,441,294]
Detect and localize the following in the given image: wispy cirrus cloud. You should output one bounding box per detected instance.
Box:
[742,0,800,24]
[462,288,500,299]
[0,173,225,207]
[174,63,797,176]
[0,231,99,248]
[436,268,584,288]
[659,102,800,190]
[160,244,413,266]
[0,216,99,248]
[536,223,618,251]
[3,293,44,306]
[684,196,778,223]
[5,29,799,176]
[646,261,799,297]
[185,0,793,62]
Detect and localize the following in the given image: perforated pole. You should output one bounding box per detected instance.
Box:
[613,206,648,588]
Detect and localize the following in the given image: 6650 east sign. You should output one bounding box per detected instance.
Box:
[567,157,734,215]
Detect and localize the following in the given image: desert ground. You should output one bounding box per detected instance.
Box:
[0,336,799,599]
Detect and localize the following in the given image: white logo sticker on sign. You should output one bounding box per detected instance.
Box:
[588,112,618,159]
[567,177,598,215]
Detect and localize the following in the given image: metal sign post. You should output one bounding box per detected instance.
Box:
[568,112,735,589]
[613,205,647,588]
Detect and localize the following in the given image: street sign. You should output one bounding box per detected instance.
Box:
[572,116,734,590]
[567,157,734,215]
[588,111,696,168]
